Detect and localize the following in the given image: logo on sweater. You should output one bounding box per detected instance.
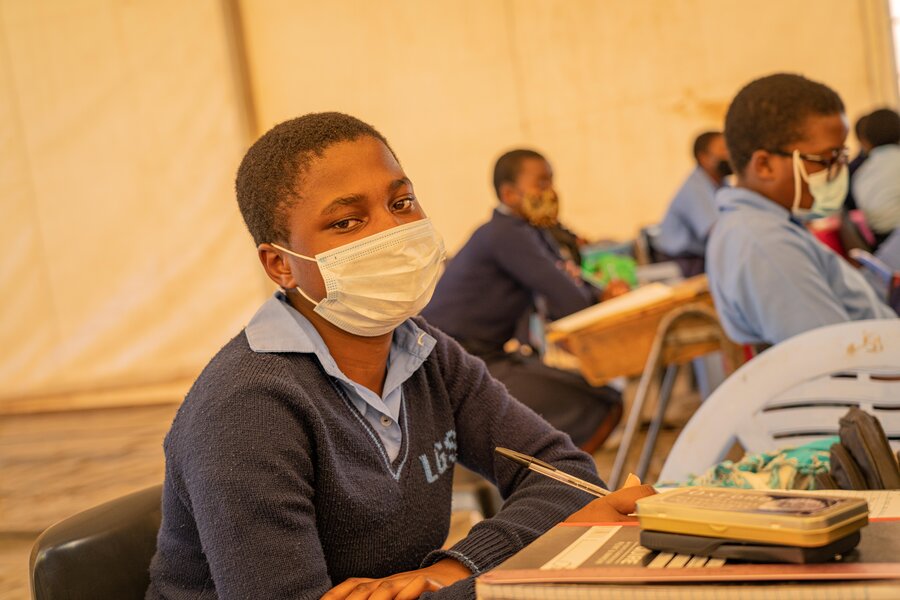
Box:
[419,429,457,483]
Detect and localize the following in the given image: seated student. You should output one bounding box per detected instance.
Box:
[851,108,900,243]
[421,149,622,452]
[145,113,647,600]
[655,131,732,276]
[706,74,896,347]
[842,113,870,211]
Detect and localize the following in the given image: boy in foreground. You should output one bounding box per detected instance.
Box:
[146,112,651,600]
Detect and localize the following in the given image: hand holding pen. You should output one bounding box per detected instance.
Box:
[495,447,610,497]
[495,447,657,522]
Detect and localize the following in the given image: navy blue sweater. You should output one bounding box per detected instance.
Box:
[422,209,594,352]
[146,317,601,599]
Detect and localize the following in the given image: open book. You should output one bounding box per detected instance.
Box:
[476,519,900,599]
[548,283,675,334]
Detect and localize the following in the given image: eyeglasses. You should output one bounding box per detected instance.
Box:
[769,147,849,182]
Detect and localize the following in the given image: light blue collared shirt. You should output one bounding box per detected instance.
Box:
[876,228,900,272]
[852,144,900,234]
[244,292,436,461]
[655,167,721,257]
[706,187,895,345]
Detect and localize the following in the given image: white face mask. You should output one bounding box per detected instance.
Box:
[791,149,848,218]
[272,218,446,337]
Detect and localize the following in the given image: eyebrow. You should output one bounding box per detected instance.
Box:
[389,177,412,191]
[320,178,413,216]
[321,195,363,216]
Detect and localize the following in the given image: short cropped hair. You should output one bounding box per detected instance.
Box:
[692,131,722,163]
[724,73,845,175]
[863,108,900,148]
[854,113,870,143]
[492,149,546,199]
[235,112,394,246]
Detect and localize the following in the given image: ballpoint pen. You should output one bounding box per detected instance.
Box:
[495,447,610,497]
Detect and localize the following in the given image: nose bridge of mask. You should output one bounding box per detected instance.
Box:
[317,219,437,269]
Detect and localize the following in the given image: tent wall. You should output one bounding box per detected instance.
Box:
[0,0,267,407]
[240,0,900,251]
[0,0,897,408]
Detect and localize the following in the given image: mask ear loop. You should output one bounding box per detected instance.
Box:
[270,243,322,307]
[791,149,804,214]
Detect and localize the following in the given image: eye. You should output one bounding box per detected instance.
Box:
[392,196,416,212]
[331,217,363,231]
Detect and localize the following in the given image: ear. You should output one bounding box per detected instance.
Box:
[746,149,778,182]
[696,151,713,172]
[498,181,520,207]
[258,243,297,289]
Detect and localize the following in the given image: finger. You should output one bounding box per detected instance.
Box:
[621,473,642,488]
[344,579,383,600]
[368,577,413,600]
[323,578,376,600]
[392,575,443,600]
[605,483,658,515]
[564,497,623,523]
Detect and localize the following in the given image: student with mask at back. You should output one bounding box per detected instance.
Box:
[706,74,895,347]
[655,131,731,276]
[852,108,900,244]
[422,149,623,454]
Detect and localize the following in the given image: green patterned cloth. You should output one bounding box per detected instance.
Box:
[676,436,838,490]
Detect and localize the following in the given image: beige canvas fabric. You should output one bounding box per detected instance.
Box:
[0,0,897,408]
[0,1,267,405]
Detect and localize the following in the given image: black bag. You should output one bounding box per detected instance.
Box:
[818,407,900,490]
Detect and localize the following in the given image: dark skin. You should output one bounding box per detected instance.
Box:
[498,156,555,216]
[256,136,643,598]
[258,136,470,597]
[499,157,586,284]
[697,134,731,187]
[735,112,849,211]
[258,136,423,396]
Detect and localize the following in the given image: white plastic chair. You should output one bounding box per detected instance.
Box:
[659,319,900,483]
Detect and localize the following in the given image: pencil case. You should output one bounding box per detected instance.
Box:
[836,407,900,490]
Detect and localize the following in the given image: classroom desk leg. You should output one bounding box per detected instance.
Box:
[635,363,679,480]
[608,343,661,489]
[607,304,738,489]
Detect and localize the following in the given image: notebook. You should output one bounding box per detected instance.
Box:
[476,519,900,599]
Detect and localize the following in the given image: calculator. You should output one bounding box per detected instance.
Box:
[635,487,869,547]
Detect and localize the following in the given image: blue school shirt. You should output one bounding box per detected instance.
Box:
[852,144,900,234]
[706,187,895,345]
[655,167,721,257]
[244,291,436,461]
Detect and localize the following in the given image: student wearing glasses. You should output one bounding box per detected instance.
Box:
[706,73,895,347]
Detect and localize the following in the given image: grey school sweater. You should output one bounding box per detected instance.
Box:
[146,317,602,599]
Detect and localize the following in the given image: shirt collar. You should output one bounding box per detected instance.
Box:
[868,144,899,158]
[245,291,436,362]
[495,203,519,218]
[716,186,794,221]
[693,166,727,190]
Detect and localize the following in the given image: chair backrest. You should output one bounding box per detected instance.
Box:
[659,320,900,483]
[30,484,162,600]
